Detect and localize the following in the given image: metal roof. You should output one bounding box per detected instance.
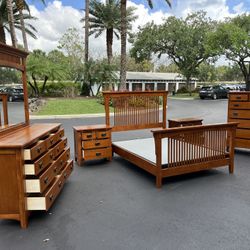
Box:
[126,72,183,81]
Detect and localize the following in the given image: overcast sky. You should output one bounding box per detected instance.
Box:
[10,0,250,63]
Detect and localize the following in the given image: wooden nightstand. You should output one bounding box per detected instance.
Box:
[73,125,112,165]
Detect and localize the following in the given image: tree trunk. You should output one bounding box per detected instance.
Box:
[6,0,17,47]
[19,9,28,51]
[246,63,250,91]
[41,75,48,94]
[0,23,6,44]
[85,0,89,63]
[106,28,113,64]
[120,0,127,91]
[186,76,192,96]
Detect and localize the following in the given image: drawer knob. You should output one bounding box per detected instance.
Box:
[234,104,239,107]
[236,96,241,100]
[64,173,67,178]
[44,177,49,184]
[60,133,63,138]
[50,153,53,159]
[54,167,57,173]
[38,161,43,169]
[87,134,92,138]
[57,148,60,152]
[96,152,101,156]
[37,147,41,154]
[101,133,107,137]
[95,142,100,146]
[233,112,238,116]
[49,194,54,201]
[58,181,62,188]
[60,160,63,166]
[64,142,67,147]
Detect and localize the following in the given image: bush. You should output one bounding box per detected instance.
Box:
[176,86,189,94]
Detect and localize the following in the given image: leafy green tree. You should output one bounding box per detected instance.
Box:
[27,49,66,97]
[207,14,250,89]
[0,0,37,44]
[131,11,217,94]
[0,67,20,84]
[58,28,85,83]
[119,0,171,90]
[215,64,243,82]
[156,63,180,73]
[196,63,216,83]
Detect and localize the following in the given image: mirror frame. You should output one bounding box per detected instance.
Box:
[0,43,29,135]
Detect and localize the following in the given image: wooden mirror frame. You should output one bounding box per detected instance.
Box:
[0,43,29,135]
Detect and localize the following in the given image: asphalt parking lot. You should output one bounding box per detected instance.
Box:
[1,98,250,250]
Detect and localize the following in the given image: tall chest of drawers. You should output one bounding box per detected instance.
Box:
[0,123,73,228]
[228,91,250,149]
[73,125,112,165]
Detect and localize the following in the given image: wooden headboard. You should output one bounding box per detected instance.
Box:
[103,91,168,132]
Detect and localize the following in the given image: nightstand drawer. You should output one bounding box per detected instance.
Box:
[82,132,96,140]
[96,130,111,139]
[24,140,47,161]
[54,147,71,174]
[229,94,248,101]
[83,147,112,160]
[26,160,73,211]
[24,148,54,175]
[82,139,111,149]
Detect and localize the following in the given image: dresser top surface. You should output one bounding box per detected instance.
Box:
[73,124,112,132]
[0,123,61,148]
[229,91,250,94]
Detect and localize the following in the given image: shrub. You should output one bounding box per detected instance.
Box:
[176,86,189,94]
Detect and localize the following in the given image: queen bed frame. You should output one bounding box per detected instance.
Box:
[103,91,237,188]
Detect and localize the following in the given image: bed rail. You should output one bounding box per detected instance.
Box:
[103,91,168,132]
[152,123,238,187]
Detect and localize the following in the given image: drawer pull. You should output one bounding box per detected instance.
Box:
[234,104,239,107]
[64,173,67,179]
[95,142,100,146]
[59,133,63,138]
[44,177,49,184]
[101,133,106,137]
[236,96,241,100]
[37,147,41,154]
[50,138,54,144]
[50,153,53,159]
[87,134,92,138]
[70,165,73,170]
[96,152,101,156]
[233,112,238,116]
[64,142,67,147]
[38,161,43,169]
[58,181,62,188]
[49,194,54,201]
[54,167,57,173]
[60,160,64,166]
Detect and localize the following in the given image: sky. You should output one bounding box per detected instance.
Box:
[14,0,250,64]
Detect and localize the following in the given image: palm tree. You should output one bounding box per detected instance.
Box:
[82,0,136,64]
[6,0,17,47]
[119,0,172,90]
[0,0,37,44]
[85,0,89,63]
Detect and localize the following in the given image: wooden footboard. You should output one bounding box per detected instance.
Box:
[152,123,238,188]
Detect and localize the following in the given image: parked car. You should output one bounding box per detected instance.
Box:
[199,85,228,100]
[3,86,24,102]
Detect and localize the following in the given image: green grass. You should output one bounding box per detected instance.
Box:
[36,98,107,115]
[170,93,199,99]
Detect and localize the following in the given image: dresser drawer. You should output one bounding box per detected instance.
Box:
[82,132,96,140]
[24,148,54,175]
[25,160,58,193]
[235,138,250,149]
[229,94,248,101]
[52,138,67,159]
[45,128,64,149]
[26,160,73,211]
[229,110,250,119]
[83,147,112,160]
[24,140,47,160]
[228,119,250,129]
[236,129,250,139]
[96,130,111,139]
[229,102,250,110]
[82,139,111,149]
[54,147,70,174]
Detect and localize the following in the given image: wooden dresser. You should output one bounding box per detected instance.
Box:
[0,123,73,228]
[228,91,250,149]
[73,125,112,165]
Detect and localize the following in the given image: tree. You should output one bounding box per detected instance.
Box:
[27,49,66,97]
[81,0,136,64]
[196,62,216,83]
[6,0,17,47]
[119,0,171,90]
[208,14,250,90]
[0,0,37,44]
[131,12,217,94]
[58,28,85,83]
[156,63,180,73]
[84,0,89,63]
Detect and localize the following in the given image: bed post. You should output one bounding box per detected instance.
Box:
[104,93,110,127]
[228,125,236,174]
[162,92,167,129]
[154,134,163,188]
